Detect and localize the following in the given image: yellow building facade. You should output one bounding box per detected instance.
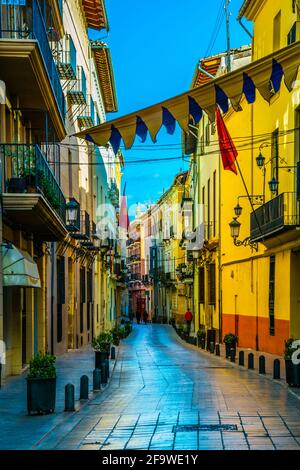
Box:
[190,0,300,355]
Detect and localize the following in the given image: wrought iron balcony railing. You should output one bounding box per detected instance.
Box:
[250,192,300,242]
[77,96,95,128]
[1,143,66,223]
[66,65,87,105]
[54,34,77,80]
[0,0,65,121]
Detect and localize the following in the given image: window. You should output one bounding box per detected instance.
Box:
[57,257,65,343]
[269,256,276,336]
[207,263,216,306]
[288,22,297,45]
[199,267,205,304]
[87,270,93,331]
[273,11,281,51]
[80,267,86,334]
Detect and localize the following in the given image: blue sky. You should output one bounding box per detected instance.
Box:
[90,0,252,214]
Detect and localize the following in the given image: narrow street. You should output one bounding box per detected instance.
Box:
[37,325,300,451]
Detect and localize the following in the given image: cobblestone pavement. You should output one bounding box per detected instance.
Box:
[38,325,300,451]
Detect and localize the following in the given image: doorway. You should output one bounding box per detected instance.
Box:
[21,288,26,366]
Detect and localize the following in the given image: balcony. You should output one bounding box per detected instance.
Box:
[54,34,76,80]
[1,143,67,241]
[66,66,87,105]
[250,192,300,247]
[71,211,91,240]
[77,96,95,128]
[0,0,66,139]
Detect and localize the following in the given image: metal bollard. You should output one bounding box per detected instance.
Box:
[65,384,75,412]
[248,353,254,370]
[259,356,266,374]
[230,348,236,363]
[210,342,215,354]
[273,359,281,380]
[111,346,116,360]
[80,375,89,400]
[101,366,107,385]
[105,359,110,379]
[239,351,245,367]
[215,344,220,356]
[93,369,101,391]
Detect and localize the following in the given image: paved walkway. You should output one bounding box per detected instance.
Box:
[0,347,96,450]
[36,325,300,451]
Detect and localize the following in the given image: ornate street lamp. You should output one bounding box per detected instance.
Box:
[229,218,258,251]
[229,217,241,239]
[66,198,80,229]
[268,176,279,194]
[234,203,243,218]
[256,152,266,169]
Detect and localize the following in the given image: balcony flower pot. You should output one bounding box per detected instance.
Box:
[284,339,300,387]
[7,176,26,193]
[27,352,56,415]
[224,333,238,358]
[25,172,37,193]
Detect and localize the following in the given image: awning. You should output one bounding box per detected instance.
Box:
[2,244,41,288]
[75,41,300,154]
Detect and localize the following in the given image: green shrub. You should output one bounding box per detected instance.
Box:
[197,330,206,340]
[28,352,56,379]
[92,331,113,352]
[223,333,238,345]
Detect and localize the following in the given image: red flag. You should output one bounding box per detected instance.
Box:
[119,183,130,230]
[216,106,238,175]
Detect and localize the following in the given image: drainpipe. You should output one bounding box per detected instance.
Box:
[0,81,6,378]
[238,18,253,40]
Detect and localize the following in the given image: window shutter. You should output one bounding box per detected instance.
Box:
[199,267,205,304]
[80,267,86,304]
[208,263,216,306]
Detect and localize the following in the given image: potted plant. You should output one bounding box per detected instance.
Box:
[27,352,56,415]
[197,330,206,349]
[24,169,36,193]
[7,176,26,193]
[124,322,132,337]
[224,333,238,358]
[284,338,300,387]
[92,331,113,369]
[177,324,184,339]
[111,326,123,346]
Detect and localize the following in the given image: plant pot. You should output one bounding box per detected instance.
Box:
[7,177,26,193]
[225,343,236,358]
[27,377,56,415]
[95,351,108,369]
[285,360,300,387]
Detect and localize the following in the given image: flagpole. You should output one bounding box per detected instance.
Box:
[216,106,263,238]
[235,157,264,239]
